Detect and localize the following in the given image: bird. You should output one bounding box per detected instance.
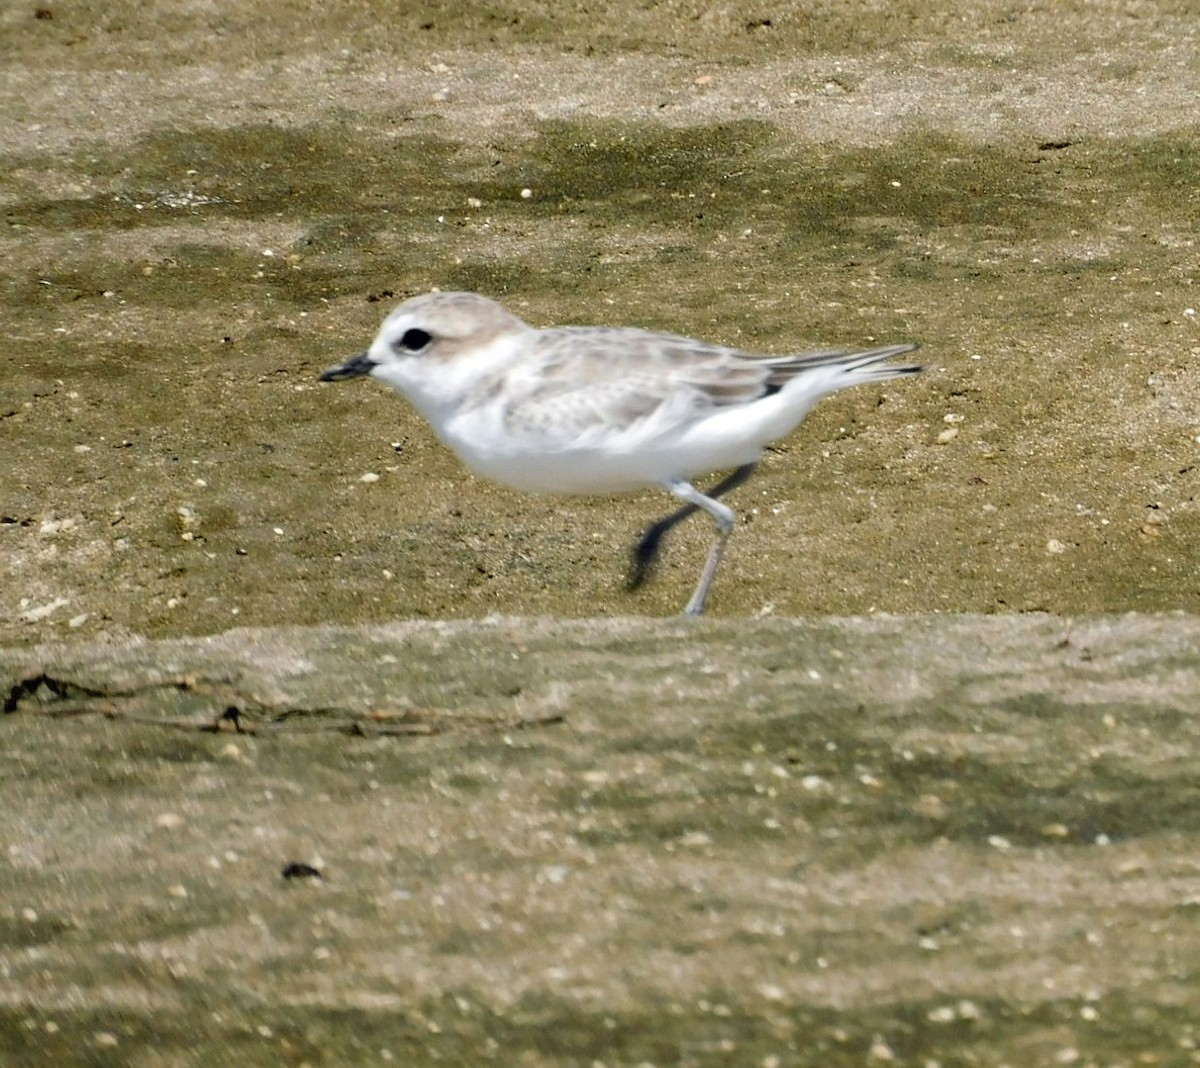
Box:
[319,291,921,615]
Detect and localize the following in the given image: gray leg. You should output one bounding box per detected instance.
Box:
[663,478,737,616]
[629,463,757,590]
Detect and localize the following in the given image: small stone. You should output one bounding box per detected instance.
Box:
[956,1000,981,1020]
[19,597,69,623]
[869,1037,895,1061]
[155,813,185,830]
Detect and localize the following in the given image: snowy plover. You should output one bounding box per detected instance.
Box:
[320,291,921,615]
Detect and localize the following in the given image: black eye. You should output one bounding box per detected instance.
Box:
[396,327,432,352]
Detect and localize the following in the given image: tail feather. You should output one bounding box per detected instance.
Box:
[766,341,922,392]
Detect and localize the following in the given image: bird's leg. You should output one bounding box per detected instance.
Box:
[661,478,739,616]
[628,463,757,590]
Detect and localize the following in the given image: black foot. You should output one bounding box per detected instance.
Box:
[628,519,675,590]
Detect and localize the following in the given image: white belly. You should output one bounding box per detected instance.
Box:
[441,410,770,494]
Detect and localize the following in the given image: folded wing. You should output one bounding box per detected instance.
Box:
[495,327,919,447]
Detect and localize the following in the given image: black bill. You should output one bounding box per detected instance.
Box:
[319,351,376,382]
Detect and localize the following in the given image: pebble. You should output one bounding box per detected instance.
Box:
[869,1037,895,1061]
[19,597,69,623]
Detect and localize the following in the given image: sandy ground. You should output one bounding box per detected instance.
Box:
[2,0,1200,1064]
[3,613,1200,1065]
[3,0,1199,636]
